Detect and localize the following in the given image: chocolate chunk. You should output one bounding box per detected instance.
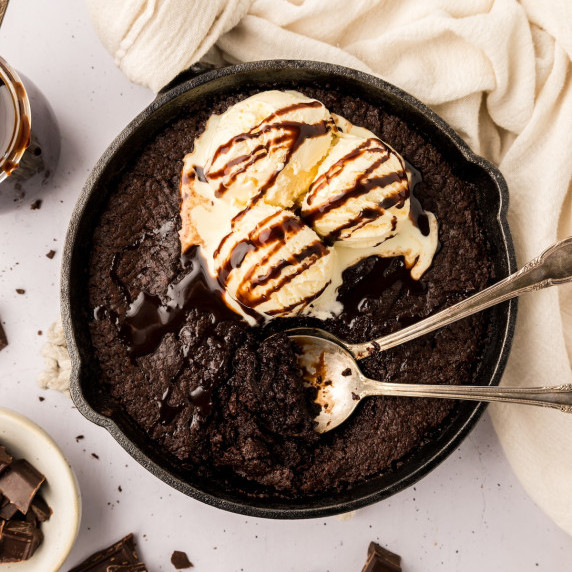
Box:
[107,565,148,572]
[15,288,25,295]
[0,323,7,352]
[69,534,142,572]
[46,249,56,259]
[0,495,19,519]
[0,520,43,563]
[361,542,401,572]
[28,494,52,523]
[0,446,13,473]
[171,550,193,569]
[0,459,45,514]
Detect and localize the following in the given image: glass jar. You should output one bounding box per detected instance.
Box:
[0,56,60,209]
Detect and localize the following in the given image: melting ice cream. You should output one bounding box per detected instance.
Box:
[179,90,438,320]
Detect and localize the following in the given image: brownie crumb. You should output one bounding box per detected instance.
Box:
[45,250,56,259]
[15,289,25,295]
[38,397,45,402]
[37,330,43,336]
[171,550,193,569]
[30,200,42,210]
[341,368,352,376]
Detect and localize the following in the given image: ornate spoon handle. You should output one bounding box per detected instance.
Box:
[349,237,572,360]
[359,380,572,412]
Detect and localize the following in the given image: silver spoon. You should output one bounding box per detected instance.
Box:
[286,237,572,433]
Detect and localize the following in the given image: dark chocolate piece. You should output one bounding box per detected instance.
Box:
[0,459,45,514]
[69,534,141,572]
[0,520,43,563]
[0,495,19,519]
[27,494,52,523]
[171,550,193,569]
[0,322,7,352]
[107,564,148,572]
[46,249,56,259]
[0,446,12,473]
[15,288,25,295]
[361,542,401,572]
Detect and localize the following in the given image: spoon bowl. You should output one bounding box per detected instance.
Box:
[293,334,363,433]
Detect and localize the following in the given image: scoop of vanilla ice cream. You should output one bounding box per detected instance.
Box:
[301,117,410,247]
[197,90,335,209]
[213,204,335,317]
[179,91,439,322]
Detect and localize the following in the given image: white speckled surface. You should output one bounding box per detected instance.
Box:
[1,1,571,570]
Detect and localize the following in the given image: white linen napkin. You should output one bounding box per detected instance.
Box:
[85,0,572,534]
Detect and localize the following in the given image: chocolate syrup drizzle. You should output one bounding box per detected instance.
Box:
[214,209,330,313]
[205,100,333,205]
[302,138,410,241]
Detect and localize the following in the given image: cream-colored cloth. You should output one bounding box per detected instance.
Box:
[86,0,572,533]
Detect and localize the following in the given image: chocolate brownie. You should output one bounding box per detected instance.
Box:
[87,84,493,497]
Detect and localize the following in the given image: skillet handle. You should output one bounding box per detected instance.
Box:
[158,62,221,96]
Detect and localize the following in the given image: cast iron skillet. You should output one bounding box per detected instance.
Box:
[62,60,517,519]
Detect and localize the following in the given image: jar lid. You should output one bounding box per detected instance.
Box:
[0,56,31,184]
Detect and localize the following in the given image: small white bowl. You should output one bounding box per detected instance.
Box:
[0,408,81,571]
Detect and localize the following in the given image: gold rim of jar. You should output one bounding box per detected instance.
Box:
[0,56,31,184]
